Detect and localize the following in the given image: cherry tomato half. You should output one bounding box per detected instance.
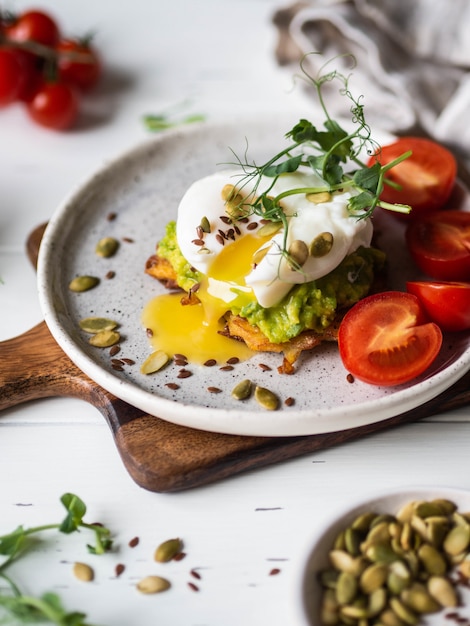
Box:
[57,38,101,90]
[407,281,470,332]
[338,291,442,386]
[27,81,79,130]
[5,9,60,47]
[368,137,457,218]
[406,210,470,281]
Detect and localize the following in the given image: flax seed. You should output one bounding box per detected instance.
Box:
[196,226,203,239]
[220,215,231,224]
[215,234,225,246]
[109,345,121,356]
[187,582,199,592]
[177,369,192,379]
[165,382,180,390]
[247,222,258,230]
[346,373,355,383]
[115,563,125,577]
[207,387,222,394]
[192,238,205,246]
[107,212,117,221]
[122,237,134,243]
[227,357,239,365]
[190,569,202,580]
[105,271,116,279]
[284,397,295,407]
[121,358,135,365]
[112,364,124,371]
[204,359,217,367]
[129,536,139,548]
[146,328,154,337]
[258,363,271,371]
[219,365,234,371]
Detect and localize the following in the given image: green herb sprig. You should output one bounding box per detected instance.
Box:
[0,493,112,625]
[225,55,411,263]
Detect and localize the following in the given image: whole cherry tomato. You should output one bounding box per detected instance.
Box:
[406,210,470,281]
[5,9,60,47]
[368,137,457,218]
[0,48,25,105]
[56,38,101,90]
[338,291,442,386]
[407,281,470,332]
[27,81,79,130]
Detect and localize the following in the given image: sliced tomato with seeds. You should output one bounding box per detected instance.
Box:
[368,136,457,218]
[407,281,470,332]
[406,210,470,281]
[338,291,442,386]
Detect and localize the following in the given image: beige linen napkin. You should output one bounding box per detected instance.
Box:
[273,0,470,168]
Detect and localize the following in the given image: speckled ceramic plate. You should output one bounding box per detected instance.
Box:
[292,486,470,625]
[37,116,470,436]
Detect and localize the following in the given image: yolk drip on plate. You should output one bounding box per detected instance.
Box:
[142,233,271,364]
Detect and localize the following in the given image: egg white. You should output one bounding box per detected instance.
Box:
[176,168,373,308]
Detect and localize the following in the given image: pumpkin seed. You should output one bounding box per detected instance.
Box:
[136,575,171,594]
[336,571,358,605]
[79,317,119,333]
[360,562,388,594]
[73,562,94,582]
[287,239,308,269]
[389,597,419,625]
[306,191,332,204]
[417,544,447,575]
[309,232,334,258]
[256,221,282,237]
[154,537,183,562]
[443,523,470,556]
[69,275,99,292]
[221,184,246,219]
[427,575,458,607]
[231,379,253,401]
[254,385,279,410]
[140,350,170,375]
[200,215,211,233]
[96,236,119,258]
[89,329,120,348]
[401,582,441,614]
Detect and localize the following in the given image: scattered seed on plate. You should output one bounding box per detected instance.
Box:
[187,582,199,592]
[122,236,134,243]
[89,329,121,348]
[284,397,295,407]
[254,386,279,411]
[105,270,116,279]
[190,569,202,580]
[146,328,154,338]
[204,359,217,367]
[207,387,222,394]
[269,568,281,576]
[231,379,253,401]
[177,369,192,379]
[73,562,94,582]
[226,357,239,365]
[173,551,186,562]
[109,345,121,357]
[140,350,170,374]
[258,363,272,372]
[69,275,100,293]
[107,212,117,221]
[219,365,234,372]
[96,236,119,258]
[346,373,355,383]
[165,382,180,390]
[79,317,119,333]
[129,536,139,548]
[121,358,135,365]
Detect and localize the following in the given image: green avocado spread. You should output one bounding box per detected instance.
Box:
[156,221,385,344]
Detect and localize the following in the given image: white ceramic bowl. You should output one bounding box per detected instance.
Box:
[291,486,470,626]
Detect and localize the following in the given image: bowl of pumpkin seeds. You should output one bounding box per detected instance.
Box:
[292,487,470,626]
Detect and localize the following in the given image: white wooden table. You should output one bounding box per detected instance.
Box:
[1,1,470,624]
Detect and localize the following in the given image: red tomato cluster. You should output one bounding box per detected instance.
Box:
[0,8,101,129]
[340,136,470,386]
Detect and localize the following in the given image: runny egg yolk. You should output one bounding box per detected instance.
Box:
[142,233,271,364]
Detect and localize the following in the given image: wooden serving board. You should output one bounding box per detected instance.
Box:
[1,223,470,493]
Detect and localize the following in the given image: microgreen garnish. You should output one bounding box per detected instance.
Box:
[224,55,411,266]
[0,493,112,625]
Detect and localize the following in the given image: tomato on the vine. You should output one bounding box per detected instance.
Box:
[407,281,470,332]
[27,81,79,130]
[338,291,442,386]
[0,48,25,105]
[406,210,470,281]
[57,38,101,90]
[368,137,457,218]
[5,9,59,47]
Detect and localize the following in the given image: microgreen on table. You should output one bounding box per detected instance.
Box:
[0,493,112,625]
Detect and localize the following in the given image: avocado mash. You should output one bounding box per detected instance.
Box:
[156,221,385,344]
